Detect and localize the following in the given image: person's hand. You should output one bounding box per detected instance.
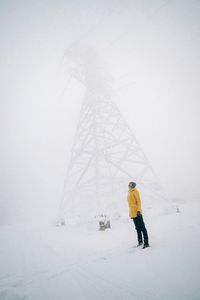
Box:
[137,211,141,217]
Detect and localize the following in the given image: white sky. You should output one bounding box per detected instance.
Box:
[0,0,200,224]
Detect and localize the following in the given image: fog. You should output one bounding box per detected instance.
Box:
[0,0,200,225]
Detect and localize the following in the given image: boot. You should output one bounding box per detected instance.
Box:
[142,242,150,249]
[136,241,143,247]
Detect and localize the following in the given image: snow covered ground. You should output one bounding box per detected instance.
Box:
[0,199,200,300]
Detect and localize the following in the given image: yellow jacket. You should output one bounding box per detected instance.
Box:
[127,187,142,218]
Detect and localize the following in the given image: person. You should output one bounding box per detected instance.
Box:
[127,182,149,248]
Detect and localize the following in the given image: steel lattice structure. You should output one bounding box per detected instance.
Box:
[58,45,166,220]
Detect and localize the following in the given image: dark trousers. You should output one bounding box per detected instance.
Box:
[133,215,149,244]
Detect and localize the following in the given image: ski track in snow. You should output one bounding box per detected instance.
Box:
[0,200,200,300]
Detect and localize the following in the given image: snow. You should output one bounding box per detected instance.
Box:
[0,199,200,300]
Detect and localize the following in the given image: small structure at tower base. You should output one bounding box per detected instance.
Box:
[55,217,65,227]
[98,214,111,231]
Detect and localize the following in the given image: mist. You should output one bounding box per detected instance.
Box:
[0,0,200,225]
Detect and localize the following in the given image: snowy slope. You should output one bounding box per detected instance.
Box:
[0,199,200,300]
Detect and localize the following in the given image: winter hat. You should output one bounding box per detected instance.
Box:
[128,182,136,188]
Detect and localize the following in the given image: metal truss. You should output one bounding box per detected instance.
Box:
[58,44,166,219]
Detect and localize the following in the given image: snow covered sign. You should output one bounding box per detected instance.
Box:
[58,43,167,224]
